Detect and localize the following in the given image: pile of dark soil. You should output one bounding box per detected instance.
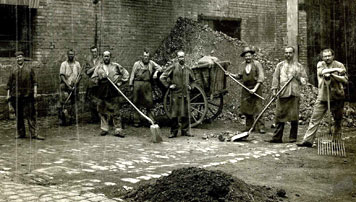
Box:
[122,167,284,202]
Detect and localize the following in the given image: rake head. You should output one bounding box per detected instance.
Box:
[317,133,346,157]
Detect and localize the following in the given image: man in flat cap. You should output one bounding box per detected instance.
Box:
[160,50,195,138]
[91,51,129,137]
[229,46,266,134]
[129,48,162,127]
[59,49,82,126]
[6,51,44,140]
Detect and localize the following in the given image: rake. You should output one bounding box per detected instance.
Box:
[317,77,346,157]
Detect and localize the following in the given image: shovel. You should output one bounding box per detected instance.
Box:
[231,77,294,141]
[107,77,162,143]
[214,61,265,100]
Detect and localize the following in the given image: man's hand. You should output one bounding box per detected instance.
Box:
[187,85,192,91]
[300,77,307,85]
[272,90,277,97]
[169,84,176,89]
[153,71,158,79]
[6,95,10,101]
[130,85,134,92]
[116,82,122,87]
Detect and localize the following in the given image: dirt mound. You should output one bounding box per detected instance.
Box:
[152,17,356,128]
[122,167,284,202]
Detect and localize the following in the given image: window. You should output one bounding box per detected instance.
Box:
[198,15,241,39]
[0,4,36,57]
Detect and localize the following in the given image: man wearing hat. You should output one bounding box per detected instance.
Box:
[6,51,44,140]
[160,50,195,138]
[229,46,266,133]
[91,50,129,137]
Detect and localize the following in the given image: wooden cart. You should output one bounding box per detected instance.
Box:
[163,61,230,127]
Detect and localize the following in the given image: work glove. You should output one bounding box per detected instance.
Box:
[187,85,192,91]
[116,82,122,87]
[6,95,10,102]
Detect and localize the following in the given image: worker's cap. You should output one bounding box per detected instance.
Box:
[240,46,255,57]
[15,51,24,57]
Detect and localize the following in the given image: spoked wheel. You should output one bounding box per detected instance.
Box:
[163,83,208,127]
[205,93,224,121]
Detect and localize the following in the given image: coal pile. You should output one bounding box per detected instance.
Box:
[122,167,284,202]
[152,17,356,127]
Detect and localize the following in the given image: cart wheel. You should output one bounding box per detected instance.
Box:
[163,83,208,127]
[205,93,224,121]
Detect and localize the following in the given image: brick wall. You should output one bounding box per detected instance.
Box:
[0,0,297,117]
[298,8,308,67]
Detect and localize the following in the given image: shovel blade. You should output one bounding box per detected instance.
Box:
[150,124,162,143]
[231,132,249,142]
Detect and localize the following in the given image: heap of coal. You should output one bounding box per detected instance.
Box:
[122,167,284,202]
[152,17,356,127]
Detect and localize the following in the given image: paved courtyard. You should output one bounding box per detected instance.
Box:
[0,117,355,201]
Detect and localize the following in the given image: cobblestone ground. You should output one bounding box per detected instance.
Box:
[0,116,355,201]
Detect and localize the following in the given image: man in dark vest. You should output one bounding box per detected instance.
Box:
[129,48,162,126]
[6,51,44,140]
[84,46,101,123]
[160,51,195,138]
[229,46,266,134]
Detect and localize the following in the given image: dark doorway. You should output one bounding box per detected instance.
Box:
[0,4,36,58]
[198,15,241,39]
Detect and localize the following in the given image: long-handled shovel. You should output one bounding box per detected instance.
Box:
[107,77,162,143]
[214,61,265,100]
[231,77,294,141]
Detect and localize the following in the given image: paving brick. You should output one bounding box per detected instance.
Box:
[68,196,86,201]
[38,197,54,202]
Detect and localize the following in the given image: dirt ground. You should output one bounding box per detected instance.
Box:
[0,115,355,202]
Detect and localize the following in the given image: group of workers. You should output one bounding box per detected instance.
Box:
[6,45,348,147]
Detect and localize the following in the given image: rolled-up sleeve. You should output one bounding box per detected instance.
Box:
[271,63,281,90]
[255,61,265,83]
[160,65,173,88]
[129,62,138,86]
[59,62,66,77]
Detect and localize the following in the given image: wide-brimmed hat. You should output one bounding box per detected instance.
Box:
[240,46,255,57]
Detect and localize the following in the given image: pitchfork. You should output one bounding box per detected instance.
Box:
[317,76,346,157]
